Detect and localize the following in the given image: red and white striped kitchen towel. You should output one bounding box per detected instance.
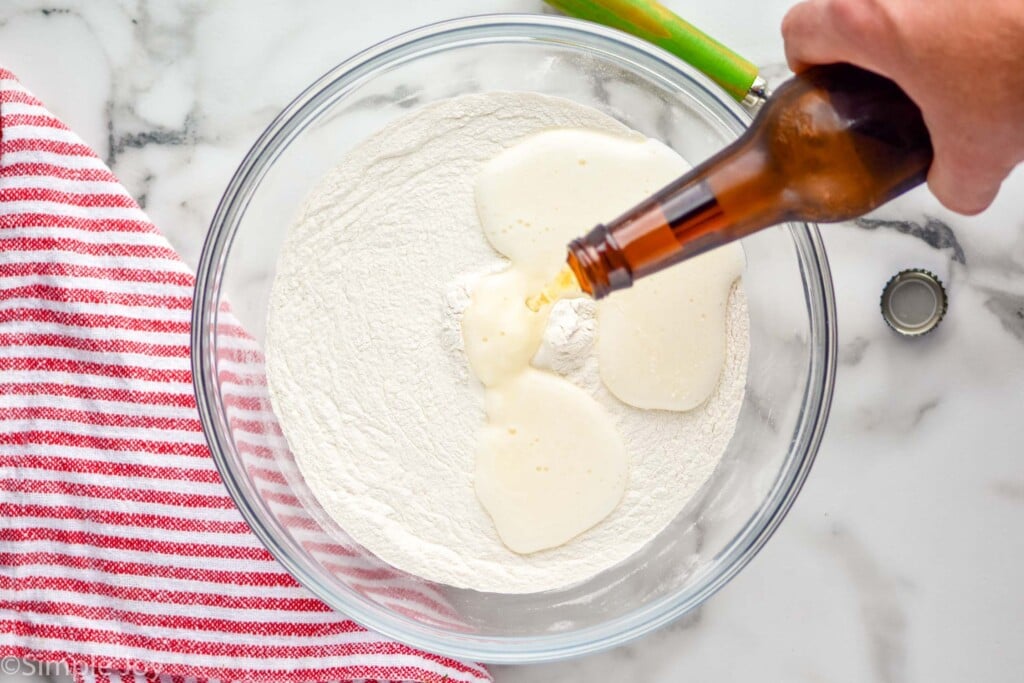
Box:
[0,68,491,683]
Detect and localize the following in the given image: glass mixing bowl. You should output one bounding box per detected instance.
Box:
[192,14,836,664]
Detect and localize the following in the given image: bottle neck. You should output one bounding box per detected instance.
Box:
[568,137,778,299]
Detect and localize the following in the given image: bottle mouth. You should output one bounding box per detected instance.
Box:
[568,225,633,300]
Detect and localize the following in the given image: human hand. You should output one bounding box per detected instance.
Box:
[782,0,1024,214]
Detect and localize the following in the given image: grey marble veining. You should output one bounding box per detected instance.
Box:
[855,217,967,265]
[983,289,1024,343]
[1,2,1022,682]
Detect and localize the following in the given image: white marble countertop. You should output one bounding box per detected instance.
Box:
[1,1,1022,682]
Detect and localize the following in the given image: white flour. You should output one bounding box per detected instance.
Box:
[265,92,749,593]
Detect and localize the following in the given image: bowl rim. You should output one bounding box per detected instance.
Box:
[192,12,837,664]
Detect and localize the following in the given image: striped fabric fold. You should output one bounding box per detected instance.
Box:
[0,69,490,683]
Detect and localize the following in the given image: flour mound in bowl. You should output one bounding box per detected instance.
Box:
[265,92,749,593]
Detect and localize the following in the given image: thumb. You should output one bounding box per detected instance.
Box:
[927,149,1005,216]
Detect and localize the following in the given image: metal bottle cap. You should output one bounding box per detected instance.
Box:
[881,269,947,337]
